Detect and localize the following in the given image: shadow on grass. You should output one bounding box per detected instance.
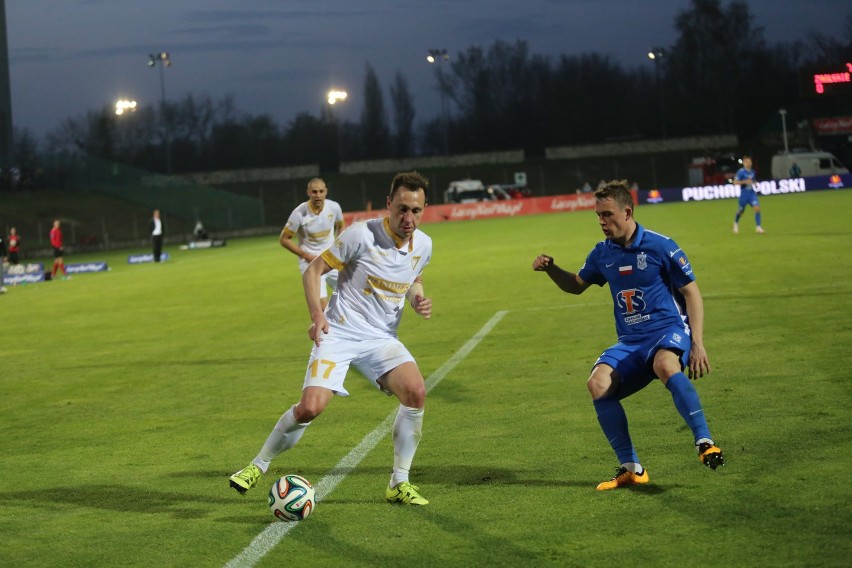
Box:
[283,512,539,566]
[0,484,236,519]
[178,464,669,515]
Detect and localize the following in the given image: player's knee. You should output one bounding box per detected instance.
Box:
[398,381,426,408]
[294,399,326,422]
[293,404,320,422]
[587,369,613,400]
[652,358,680,381]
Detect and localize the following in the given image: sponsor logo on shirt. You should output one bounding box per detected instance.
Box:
[617,288,651,325]
[366,274,410,294]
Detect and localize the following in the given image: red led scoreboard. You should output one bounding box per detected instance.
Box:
[801,62,852,97]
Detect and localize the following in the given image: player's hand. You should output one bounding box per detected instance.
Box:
[308,315,329,346]
[412,294,432,319]
[687,343,711,379]
[532,254,554,271]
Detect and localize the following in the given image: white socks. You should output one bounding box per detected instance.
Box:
[253,405,310,473]
[251,403,423,485]
[390,405,424,488]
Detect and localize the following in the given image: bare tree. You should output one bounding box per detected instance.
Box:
[360,63,391,159]
[389,71,416,157]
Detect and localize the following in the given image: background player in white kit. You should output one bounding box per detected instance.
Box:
[279,177,345,309]
[231,171,434,506]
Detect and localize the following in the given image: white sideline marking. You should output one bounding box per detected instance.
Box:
[224,310,509,568]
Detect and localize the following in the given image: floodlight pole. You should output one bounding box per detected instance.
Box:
[148,52,172,174]
[648,48,666,139]
[326,89,348,167]
[427,49,450,154]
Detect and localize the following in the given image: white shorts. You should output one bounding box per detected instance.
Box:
[298,259,338,299]
[302,331,415,396]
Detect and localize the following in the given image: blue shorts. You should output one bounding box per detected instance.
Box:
[738,189,759,208]
[593,326,691,400]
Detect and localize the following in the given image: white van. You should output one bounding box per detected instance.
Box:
[771,151,849,179]
[444,179,490,203]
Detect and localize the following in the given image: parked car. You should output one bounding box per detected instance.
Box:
[444,179,489,203]
[770,151,849,179]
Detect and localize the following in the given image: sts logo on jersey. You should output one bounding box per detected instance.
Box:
[617,288,651,325]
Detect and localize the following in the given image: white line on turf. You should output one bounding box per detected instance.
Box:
[224,310,509,568]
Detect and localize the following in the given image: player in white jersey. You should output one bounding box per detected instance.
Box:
[230,171,434,506]
[279,178,345,309]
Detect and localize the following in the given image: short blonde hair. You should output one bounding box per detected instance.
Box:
[594,180,633,210]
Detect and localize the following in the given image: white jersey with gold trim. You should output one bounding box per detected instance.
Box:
[321,217,431,339]
[282,199,344,265]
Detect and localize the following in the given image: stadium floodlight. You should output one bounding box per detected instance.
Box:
[327,90,348,105]
[426,48,449,63]
[114,99,137,116]
[148,51,171,67]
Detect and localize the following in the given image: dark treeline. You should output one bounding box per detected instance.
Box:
[9,0,852,178]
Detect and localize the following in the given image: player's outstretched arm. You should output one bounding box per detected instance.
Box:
[680,281,711,379]
[303,258,332,344]
[532,254,590,295]
[406,277,431,319]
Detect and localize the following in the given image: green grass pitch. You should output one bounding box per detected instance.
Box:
[1,189,850,567]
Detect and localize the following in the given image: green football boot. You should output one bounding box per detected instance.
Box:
[385,481,429,505]
[229,463,262,495]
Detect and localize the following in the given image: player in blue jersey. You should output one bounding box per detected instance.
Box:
[733,155,764,234]
[532,180,724,490]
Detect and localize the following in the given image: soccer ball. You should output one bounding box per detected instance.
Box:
[268,474,316,521]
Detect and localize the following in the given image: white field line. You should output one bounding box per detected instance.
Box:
[224,310,509,568]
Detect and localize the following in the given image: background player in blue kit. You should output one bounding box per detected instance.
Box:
[733,155,764,234]
[532,180,724,490]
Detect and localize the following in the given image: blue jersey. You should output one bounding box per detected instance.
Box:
[577,224,695,342]
[735,166,756,191]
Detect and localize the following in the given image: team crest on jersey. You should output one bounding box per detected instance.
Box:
[411,256,422,270]
[637,252,647,270]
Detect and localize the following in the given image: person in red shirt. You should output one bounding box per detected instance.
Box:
[8,227,20,264]
[50,219,68,280]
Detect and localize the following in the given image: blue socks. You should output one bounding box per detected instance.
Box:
[666,372,712,443]
[755,211,762,227]
[595,372,713,464]
[593,398,638,465]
